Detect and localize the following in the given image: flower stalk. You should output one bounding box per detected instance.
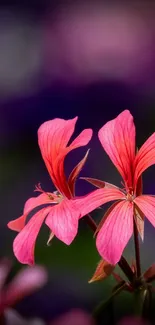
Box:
[133,219,141,278]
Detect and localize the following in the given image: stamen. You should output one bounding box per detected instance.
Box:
[34,183,45,193]
[34,183,61,200]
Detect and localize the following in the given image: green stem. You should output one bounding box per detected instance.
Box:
[134,286,152,320]
[93,282,127,318]
[133,220,141,278]
[118,256,135,283]
[85,214,134,283]
[142,286,152,320]
[85,214,97,233]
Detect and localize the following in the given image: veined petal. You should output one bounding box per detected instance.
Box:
[55,129,93,194]
[72,187,125,218]
[134,205,144,241]
[98,110,135,189]
[7,214,27,233]
[95,201,120,236]
[134,133,155,186]
[7,193,54,232]
[38,117,78,197]
[45,199,80,245]
[96,200,133,265]
[38,117,92,198]
[13,207,51,265]
[134,195,155,227]
[68,150,90,196]
[69,128,93,149]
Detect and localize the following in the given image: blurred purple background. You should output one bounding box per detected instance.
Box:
[1,1,155,324]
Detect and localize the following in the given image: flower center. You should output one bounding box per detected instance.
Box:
[126,191,135,202]
[52,190,63,203]
[35,183,63,203]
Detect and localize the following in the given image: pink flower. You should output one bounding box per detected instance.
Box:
[4,309,45,325]
[8,117,108,265]
[83,110,155,264]
[117,316,151,325]
[0,259,47,316]
[51,309,95,325]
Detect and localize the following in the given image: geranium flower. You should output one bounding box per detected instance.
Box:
[83,110,155,265]
[7,117,94,264]
[8,117,116,266]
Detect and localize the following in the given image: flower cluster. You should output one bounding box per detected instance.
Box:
[7,110,155,267]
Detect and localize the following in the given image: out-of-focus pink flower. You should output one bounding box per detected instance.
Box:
[4,308,45,325]
[0,259,47,316]
[117,316,151,325]
[83,110,155,264]
[43,3,154,86]
[50,309,95,325]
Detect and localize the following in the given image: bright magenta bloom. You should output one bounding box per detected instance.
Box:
[8,117,95,265]
[84,110,155,265]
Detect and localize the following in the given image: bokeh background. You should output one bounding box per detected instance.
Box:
[1,0,155,324]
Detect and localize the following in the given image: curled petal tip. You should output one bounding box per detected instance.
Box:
[88,259,114,284]
[47,232,54,246]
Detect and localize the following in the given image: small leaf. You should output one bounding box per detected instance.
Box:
[131,259,137,274]
[47,232,54,246]
[80,177,119,189]
[112,272,133,292]
[144,264,155,282]
[68,150,90,195]
[89,259,115,283]
[134,205,144,241]
[112,271,123,283]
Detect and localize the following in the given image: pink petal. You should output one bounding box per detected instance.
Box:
[134,195,155,227]
[69,129,93,149]
[45,199,80,245]
[38,117,78,198]
[13,207,51,265]
[38,117,92,199]
[96,200,133,264]
[7,214,27,233]
[68,150,90,195]
[72,187,125,218]
[98,110,135,189]
[8,193,54,232]
[3,266,47,308]
[134,133,155,187]
[55,128,92,197]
